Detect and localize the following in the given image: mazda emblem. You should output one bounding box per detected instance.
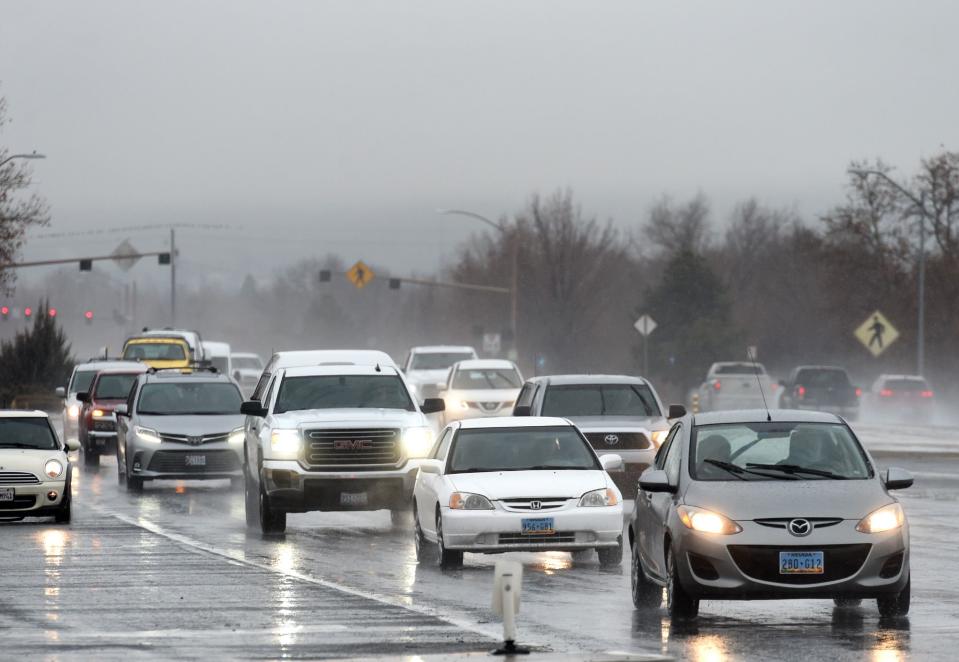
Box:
[604,434,620,446]
[529,500,542,510]
[788,518,812,537]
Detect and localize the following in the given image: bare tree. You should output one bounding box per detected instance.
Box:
[637,192,712,257]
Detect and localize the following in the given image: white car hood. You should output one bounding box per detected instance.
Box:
[446,388,520,403]
[271,408,426,429]
[0,448,68,477]
[449,469,609,500]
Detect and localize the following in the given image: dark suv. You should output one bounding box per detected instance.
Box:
[778,366,861,420]
[77,366,148,469]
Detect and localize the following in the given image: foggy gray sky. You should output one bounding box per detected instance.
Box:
[2,0,958,292]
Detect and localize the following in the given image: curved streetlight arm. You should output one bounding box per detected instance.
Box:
[0,152,47,168]
[436,208,505,234]
[848,168,926,214]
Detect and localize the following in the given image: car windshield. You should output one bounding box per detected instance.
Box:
[691,422,872,481]
[0,418,58,450]
[123,342,186,361]
[451,368,521,390]
[70,369,97,394]
[411,352,474,370]
[233,356,262,370]
[93,374,140,400]
[274,375,414,413]
[797,369,850,387]
[448,426,599,473]
[714,364,765,375]
[541,384,660,417]
[137,382,243,415]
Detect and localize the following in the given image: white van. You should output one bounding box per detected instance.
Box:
[201,340,232,378]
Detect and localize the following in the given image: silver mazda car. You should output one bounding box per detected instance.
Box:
[629,409,912,619]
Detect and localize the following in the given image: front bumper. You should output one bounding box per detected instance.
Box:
[261,460,423,512]
[0,480,68,515]
[442,504,623,553]
[128,440,243,480]
[674,519,909,599]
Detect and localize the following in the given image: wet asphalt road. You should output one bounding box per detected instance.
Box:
[2,422,957,660]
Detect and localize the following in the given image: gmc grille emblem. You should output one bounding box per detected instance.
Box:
[333,439,373,450]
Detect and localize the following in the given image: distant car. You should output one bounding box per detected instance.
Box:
[867,375,935,424]
[412,417,625,569]
[0,410,79,523]
[114,370,245,491]
[138,328,206,362]
[513,375,673,500]
[440,359,523,424]
[403,345,478,401]
[778,366,861,421]
[76,366,149,469]
[629,409,912,620]
[202,340,233,377]
[231,352,264,397]
[55,359,142,442]
[697,362,776,412]
[121,335,193,371]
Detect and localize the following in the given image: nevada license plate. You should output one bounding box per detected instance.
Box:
[185,454,206,467]
[340,492,368,506]
[521,517,555,535]
[0,487,13,502]
[780,551,824,574]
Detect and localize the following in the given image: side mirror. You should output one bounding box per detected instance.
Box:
[420,398,446,414]
[240,401,268,417]
[513,405,532,417]
[233,370,241,382]
[638,468,677,494]
[418,459,443,475]
[667,404,686,419]
[114,404,129,417]
[55,387,66,398]
[884,467,914,490]
[76,392,90,403]
[600,453,624,472]
[65,439,81,452]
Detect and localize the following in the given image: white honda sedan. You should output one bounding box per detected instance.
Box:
[412,417,625,569]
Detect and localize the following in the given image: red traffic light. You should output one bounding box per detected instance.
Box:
[48,308,57,318]
[0,306,8,316]
[24,307,33,317]
[84,310,94,321]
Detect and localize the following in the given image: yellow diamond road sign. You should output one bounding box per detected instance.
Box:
[854,310,899,357]
[346,260,374,289]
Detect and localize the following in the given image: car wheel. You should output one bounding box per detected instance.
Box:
[54,467,73,524]
[666,547,699,620]
[877,574,910,617]
[244,467,259,529]
[598,538,624,568]
[125,472,143,493]
[414,509,435,563]
[631,543,662,609]
[116,446,126,485]
[435,513,463,569]
[82,444,99,471]
[834,597,862,607]
[259,485,286,536]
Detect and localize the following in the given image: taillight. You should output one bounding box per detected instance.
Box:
[855,387,862,398]
[713,380,721,391]
[880,389,893,397]
[796,385,806,399]
[921,390,934,398]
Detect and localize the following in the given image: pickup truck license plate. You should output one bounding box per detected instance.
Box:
[340,492,368,506]
[521,517,555,535]
[185,454,206,467]
[780,551,824,574]
[0,487,14,501]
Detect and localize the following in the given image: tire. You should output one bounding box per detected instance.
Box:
[598,538,624,568]
[666,547,699,620]
[834,597,862,607]
[116,446,126,485]
[631,543,662,609]
[54,467,72,524]
[877,575,910,617]
[244,467,259,529]
[435,513,463,569]
[414,509,435,563]
[82,443,99,471]
[259,485,286,536]
[126,472,143,493]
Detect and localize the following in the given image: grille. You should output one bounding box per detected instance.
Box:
[0,471,40,485]
[305,428,400,467]
[501,497,570,511]
[0,495,37,510]
[584,431,650,450]
[468,401,506,412]
[498,532,577,545]
[93,419,116,432]
[146,450,241,473]
[728,544,871,584]
[608,462,649,499]
[159,432,231,445]
[754,518,843,530]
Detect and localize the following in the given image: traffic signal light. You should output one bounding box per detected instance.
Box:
[84,310,94,325]
[1,306,8,320]
[48,308,57,318]
[24,307,32,318]
[319,270,332,283]
[79,259,92,271]
[389,278,401,290]
[158,253,171,265]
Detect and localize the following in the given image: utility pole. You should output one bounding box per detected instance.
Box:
[170,228,176,326]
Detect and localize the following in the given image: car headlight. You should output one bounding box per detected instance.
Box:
[651,430,669,447]
[135,426,161,444]
[67,405,80,419]
[270,429,301,457]
[44,459,64,479]
[677,505,742,534]
[579,488,619,507]
[228,427,245,445]
[402,426,434,458]
[445,397,469,411]
[449,492,494,510]
[856,502,905,533]
[92,409,106,418]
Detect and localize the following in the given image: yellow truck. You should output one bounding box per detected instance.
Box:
[121,336,193,370]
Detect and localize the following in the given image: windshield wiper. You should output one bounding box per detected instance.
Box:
[704,459,797,480]
[0,442,47,449]
[524,465,590,471]
[746,463,847,479]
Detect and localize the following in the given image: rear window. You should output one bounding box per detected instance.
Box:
[210,356,230,374]
[123,342,186,361]
[0,418,58,450]
[797,369,851,387]
[542,384,660,417]
[886,378,929,391]
[714,364,765,375]
[93,374,140,400]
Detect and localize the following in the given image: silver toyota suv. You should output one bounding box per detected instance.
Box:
[241,359,445,535]
[114,369,246,491]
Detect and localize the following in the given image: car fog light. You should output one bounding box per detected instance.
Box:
[677,505,742,534]
[44,460,64,479]
[47,491,58,501]
[857,503,904,533]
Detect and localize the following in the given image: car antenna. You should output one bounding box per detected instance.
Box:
[747,347,772,422]
[374,363,382,373]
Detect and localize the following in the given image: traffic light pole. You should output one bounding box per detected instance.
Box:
[0,251,172,269]
[170,228,177,327]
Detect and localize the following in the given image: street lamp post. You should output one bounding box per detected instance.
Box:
[0,152,46,168]
[848,168,927,376]
[437,208,519,358]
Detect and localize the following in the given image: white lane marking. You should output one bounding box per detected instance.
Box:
[97,507,500,642]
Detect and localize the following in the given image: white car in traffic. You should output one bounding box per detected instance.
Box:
[403,345,478,401]
[231,352,264,398]
[412,417,625,568]
[440,359,523,424]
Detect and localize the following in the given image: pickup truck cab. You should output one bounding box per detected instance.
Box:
[241,359,445,534]
[697,362,776,413]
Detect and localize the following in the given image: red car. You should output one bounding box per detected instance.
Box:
[77,366,148,469]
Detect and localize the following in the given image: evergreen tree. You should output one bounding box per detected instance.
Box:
[0,299,73,406]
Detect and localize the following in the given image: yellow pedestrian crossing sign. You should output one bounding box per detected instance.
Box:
[854,310,899,357]
[346,261,374,289]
